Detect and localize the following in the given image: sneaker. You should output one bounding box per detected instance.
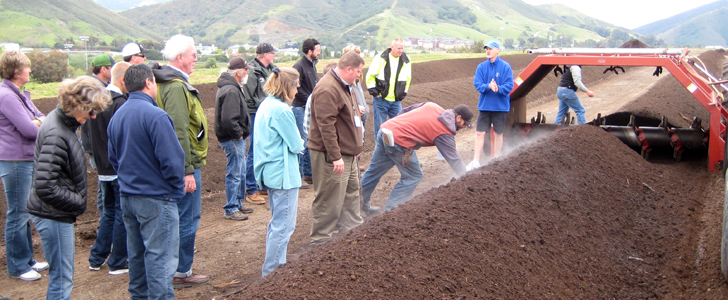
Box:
[245,192,266,205]
[12,269,41,281]
[239,206,254,214]
[31,261,49,272]
[300,180,310,189]
[172,273,209,288]
[466,160,481,172]
[109,268,129,275]
[224,211,249,221]
[302,177,313,184]
[89,265,102,271]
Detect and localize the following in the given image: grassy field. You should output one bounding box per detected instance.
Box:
[28,52,495,100]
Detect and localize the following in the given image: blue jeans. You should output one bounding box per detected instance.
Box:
[292,107,312,178]
[122,195,179,300]
[31,216,75,300]
[262,188,299,277]
[177,168,201,274]
[555,87,586,125]
[221,139,247,215]
[372,97,402,139]
[361,132,424,211]
[0,160,38,276]
[88,179,127,269]
[89,155,105,220]
[246,113,259,195]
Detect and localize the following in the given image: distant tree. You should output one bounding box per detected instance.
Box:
[249,34,260,43]
[470,40,484,53]
[146,49,163,61]
[238,46,247,54]
[503,38,514,50]
[205,58,217,69]
[214,54,229,63]
[26,50,70,83]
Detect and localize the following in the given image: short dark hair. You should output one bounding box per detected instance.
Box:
[302,38,320,56]
[124,64,154,93]
[92,65,104,75]
[123,56,133,63]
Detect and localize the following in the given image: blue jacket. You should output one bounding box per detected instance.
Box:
[107,91,186,201]
[254,95,305,190]
[473,56,514,112]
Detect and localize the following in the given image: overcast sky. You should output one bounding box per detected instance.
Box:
[521,0,720,29]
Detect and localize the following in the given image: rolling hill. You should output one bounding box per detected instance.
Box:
[0,0,162,48]
[119,0,623,49]
[634,0,728,46]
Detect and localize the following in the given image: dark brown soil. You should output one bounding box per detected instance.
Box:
[224,52,728,299]
[2,51,728,299]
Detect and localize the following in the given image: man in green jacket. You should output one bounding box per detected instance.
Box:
[365,38,413,139]
[151,34,209,288]
[241,43,278,205]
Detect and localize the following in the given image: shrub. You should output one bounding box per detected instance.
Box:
[25,50,70,83]
[205,58,217,69]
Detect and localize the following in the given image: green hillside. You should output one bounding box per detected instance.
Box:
[0,0,162,48]
[120,0,626,50]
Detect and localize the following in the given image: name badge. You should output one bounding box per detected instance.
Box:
[354,115,362,128]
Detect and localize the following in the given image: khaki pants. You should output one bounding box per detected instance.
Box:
[309,150,363,243]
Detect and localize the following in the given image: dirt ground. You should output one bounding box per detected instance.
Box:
[1,48,728,299]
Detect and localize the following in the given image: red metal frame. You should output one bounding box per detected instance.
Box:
[510,52,728,171]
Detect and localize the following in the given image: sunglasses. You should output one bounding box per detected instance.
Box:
[134,53,146,58]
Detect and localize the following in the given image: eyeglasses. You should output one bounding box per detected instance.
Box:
[134,54,146,58]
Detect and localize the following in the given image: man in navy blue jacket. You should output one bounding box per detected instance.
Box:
[468,40,513,171]
[107,64,186,299]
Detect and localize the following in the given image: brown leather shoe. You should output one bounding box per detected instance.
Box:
[172,273,209,288]
[245,192,266,205]
[224,211,249,221]
[302,177,313,184]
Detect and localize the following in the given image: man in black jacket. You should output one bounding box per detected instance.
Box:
[215,57,254,221]
[242,43,278,204]
[87,62,130,275]
[292,38,320,187]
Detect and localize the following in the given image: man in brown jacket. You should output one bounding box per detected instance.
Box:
[308,52,365,245]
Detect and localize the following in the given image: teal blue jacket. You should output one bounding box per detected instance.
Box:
[253,95,304,190]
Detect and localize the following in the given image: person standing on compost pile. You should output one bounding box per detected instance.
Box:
[554,65,595,125]
[467,40,513,171]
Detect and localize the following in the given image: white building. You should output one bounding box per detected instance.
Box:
[0,43,20,51]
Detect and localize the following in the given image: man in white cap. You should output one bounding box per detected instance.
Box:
[121,42,149,65]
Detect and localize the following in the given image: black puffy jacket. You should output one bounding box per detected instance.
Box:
[27,106,87,223]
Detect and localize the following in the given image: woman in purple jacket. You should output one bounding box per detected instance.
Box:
[0,51,48,281]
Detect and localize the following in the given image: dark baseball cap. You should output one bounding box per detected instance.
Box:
[228,57,253,70]
[453,104,474,128]
[256,43,279,54]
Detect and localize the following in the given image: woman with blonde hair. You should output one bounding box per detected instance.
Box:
[28,76,110,299]
[254,67,304,276]
[0,50,49,281]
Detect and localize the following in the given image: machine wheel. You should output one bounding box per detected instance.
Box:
[722,168,728,280]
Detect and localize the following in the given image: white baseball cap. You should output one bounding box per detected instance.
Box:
[121,43,150,57]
